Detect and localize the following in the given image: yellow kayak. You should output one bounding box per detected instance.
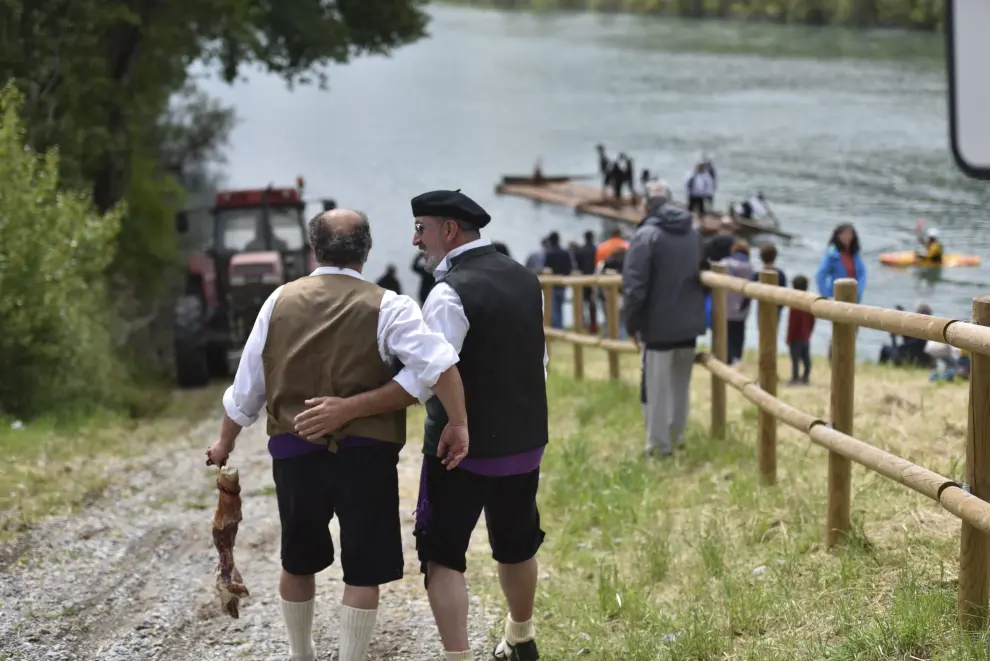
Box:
[879,251,981,268]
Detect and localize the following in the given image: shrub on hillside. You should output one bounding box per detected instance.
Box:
[0,82,126,418]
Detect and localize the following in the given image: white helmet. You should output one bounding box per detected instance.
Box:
[926,228,939,239]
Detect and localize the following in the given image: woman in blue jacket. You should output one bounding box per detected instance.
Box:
[816,223,866,359]
[816,223,866,302]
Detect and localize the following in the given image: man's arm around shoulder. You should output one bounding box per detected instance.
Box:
[293,290,471,468]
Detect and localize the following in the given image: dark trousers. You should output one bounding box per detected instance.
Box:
[583,288,598,331]
[727,320,746,364]
[688,196,707,214]
[789,340,811,382]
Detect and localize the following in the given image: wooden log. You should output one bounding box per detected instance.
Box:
[698,353,990,535]
[826,278,857,548]
[699,353,990,527]
[959,295,990,627]
[604,271,621,380]
[696,270,990,356]
[570,272,585,380]
[545,270,990,359]
[758,269,779,485]
[698,354,819,432]
[710,264,728,440]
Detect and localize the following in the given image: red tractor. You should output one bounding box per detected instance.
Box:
[173,179,336,387]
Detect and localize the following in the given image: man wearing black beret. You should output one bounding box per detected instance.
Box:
[293,190,548,660]
[409,189,548,661]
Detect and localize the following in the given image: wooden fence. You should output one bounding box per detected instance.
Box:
[538,266,990,628]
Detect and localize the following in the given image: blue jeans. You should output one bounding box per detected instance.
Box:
[551,287,565,329]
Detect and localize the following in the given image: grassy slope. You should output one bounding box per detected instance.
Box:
[0,383,226,539]
[471,342,988,660]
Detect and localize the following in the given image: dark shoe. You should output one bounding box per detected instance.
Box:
[492,639,539,661]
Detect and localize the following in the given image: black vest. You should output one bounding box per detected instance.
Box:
[422,245,549,459]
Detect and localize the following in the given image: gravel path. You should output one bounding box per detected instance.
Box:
[0,414,497,660]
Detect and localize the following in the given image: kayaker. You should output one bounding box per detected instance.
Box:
[917,227,944,264]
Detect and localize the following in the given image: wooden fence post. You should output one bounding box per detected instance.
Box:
[757,269,779,485]
[604,269,620,380]
[570,271,584,380]
[826,278,857,548]
[958,295,990,627]
[541,268,552,369]
[710,263,728,440]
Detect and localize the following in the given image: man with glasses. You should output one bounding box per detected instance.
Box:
[299,191,549,661]
[410,189,548,661]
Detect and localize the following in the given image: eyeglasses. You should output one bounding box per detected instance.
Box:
[414,221,426,236]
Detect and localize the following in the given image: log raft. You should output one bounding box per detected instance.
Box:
[494,175,794,241]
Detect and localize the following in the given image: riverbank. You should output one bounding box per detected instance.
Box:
[2,348,982,659]
[436,0,944,32]
[469,341,984,659]
[0,383,227,541]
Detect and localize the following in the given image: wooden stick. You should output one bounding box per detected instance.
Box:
[959,295,990,627]
[826,278,857,548]
[710,263,728,440]
[758,269,779,485]
[603,270,620,380]
[699,353,990,533]
[570,271,584,380]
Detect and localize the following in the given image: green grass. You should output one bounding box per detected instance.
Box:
[0,382,225,538]
[471,342,989,660]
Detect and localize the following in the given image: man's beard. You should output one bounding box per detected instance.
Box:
[421,249,441,273]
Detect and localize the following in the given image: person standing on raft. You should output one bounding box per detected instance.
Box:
[206,208,470,661]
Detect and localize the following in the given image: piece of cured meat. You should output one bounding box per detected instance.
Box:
[212,466,249,618]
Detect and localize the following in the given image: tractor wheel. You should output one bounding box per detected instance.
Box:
[174,295,209,388]
[206,342,229,378]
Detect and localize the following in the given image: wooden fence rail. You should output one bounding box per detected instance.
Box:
[538,269,990,628]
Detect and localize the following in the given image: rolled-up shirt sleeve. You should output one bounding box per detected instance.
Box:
[221,287,281,427]
[378,290,459,402]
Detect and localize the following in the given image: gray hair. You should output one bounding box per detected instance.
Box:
[307,210,372,267]
[645,180,672,204]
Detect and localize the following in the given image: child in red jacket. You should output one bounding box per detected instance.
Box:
[787,275,815,385]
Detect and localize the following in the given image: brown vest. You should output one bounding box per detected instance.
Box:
[262,273,406,448]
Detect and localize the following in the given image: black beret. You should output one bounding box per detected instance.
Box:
[410,189,491,229]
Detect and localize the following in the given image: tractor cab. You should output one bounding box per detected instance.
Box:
[172,178,336,387]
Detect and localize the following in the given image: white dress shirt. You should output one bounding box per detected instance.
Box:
[414,238,549,402]
[222,266,459,427]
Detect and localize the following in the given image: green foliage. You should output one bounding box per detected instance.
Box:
[444,0,944,29]
[0,83,125,417]
[0,0,431,293]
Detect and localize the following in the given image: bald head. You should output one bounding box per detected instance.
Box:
[307,208,372,269]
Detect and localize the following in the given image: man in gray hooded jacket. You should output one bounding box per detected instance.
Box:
[622,181,707,456]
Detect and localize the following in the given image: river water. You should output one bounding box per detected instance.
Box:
[200,4,990,359]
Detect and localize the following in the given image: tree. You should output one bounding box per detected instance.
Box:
[0,0,431,286]
[0,83,125,417]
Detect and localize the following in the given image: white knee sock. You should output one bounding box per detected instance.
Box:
[280,598,316,661]
[338,605,378,661]
[444,651,474,661]
[505,615,535,644]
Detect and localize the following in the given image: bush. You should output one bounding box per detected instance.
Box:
[0,81,126,418]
